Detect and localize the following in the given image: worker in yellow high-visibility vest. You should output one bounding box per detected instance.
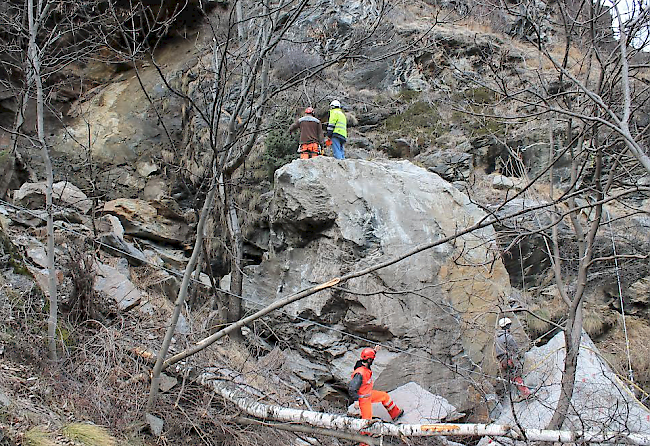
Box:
[325,99,347,159]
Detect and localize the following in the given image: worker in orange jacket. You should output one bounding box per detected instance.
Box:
[348,346,404,446]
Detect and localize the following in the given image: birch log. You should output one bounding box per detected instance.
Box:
[182,367,650,445]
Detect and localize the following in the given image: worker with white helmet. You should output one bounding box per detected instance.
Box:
[325,99,347,159]
[495,316,532,401]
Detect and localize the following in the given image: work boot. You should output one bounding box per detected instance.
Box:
[391,408,405,422]
[387,403,404,421]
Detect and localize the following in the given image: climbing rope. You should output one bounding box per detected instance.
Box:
[606,210,634,385]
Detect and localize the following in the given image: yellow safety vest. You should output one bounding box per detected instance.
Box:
[327,108,347,140]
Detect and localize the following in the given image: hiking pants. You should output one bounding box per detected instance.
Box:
[331,135,345,159]
[358,391,400,446]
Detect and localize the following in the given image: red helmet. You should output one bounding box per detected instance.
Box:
[360,348,376,360]
[304,107,314,114]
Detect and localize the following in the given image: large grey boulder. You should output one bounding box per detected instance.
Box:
[240,157,511,416]
[14,181,92,214]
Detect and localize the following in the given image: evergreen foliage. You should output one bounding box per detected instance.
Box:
[262,112,299,181]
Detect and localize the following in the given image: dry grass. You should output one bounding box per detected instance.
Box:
[599,317,650,389]
[23,428,56,446]
[457,18,497,35]
[583,302,617,338]
[61,423,117,446]
[524,290,566,339]
[519,42,590,77]
[0,271,301,446]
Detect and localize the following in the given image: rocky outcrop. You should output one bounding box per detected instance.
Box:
[103,198,191,245]
[98,215,147,266]
[416,150,473,182]
[238,157,511,417]
[492,198,650,294]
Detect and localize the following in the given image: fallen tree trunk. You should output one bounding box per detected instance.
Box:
[186,367,650,445]
[128,351,650,446]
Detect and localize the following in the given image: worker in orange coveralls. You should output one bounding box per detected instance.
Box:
[348,346,404,445]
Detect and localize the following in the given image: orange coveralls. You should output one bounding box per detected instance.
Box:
[351,365,402,420]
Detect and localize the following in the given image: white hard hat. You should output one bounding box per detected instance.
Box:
[330,99,341,108]
[498,317,512,328]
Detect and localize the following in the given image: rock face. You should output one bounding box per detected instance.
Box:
[416,150,473,182]
[240,157,511,416]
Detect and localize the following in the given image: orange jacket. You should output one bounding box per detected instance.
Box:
[349,365,373,400]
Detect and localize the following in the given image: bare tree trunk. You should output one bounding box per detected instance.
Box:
[28,0,57,362]
[223,172,243,339]
[184,368,650,445]
[548,143,605,429]
[146,175,219,412]
[189,246,205,308]
[548,305,583,429]
[235,0,246,41]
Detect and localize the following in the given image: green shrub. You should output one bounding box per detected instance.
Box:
[385,101,440,131]
[453,86,496,104]
[262,113,299,181]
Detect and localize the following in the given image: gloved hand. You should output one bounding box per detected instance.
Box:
[325,138,332,147]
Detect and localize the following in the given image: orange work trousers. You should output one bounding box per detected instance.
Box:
[300,142,321,159]
[359,390,392,419]
[358,390,397,446]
